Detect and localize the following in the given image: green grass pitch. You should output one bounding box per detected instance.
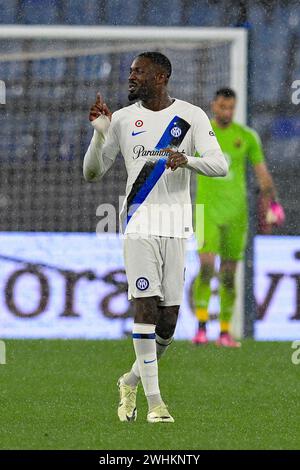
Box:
[0,339,299,450]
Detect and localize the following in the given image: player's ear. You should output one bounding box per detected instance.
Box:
[211,99,216,114]
[156,72,167,85]
[164,74,170,85]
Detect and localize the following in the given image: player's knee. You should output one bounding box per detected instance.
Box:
[201,263,214,283]
[156,306,179,339]
[133,296,160,324]
[220,271,235,290]
[156,323,176,339]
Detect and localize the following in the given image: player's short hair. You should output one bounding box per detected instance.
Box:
[137,51,172,79]
[215,87,236,99]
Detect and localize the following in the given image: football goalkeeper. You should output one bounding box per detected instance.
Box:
[192,87,284,347]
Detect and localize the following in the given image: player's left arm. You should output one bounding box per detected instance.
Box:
[249,129,285,226]
[165,108,228,176]
[253,162,276,199]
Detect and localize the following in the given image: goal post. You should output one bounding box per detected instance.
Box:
[0,25,248,339]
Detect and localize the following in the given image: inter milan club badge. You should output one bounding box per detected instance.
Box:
[136,277,149,291]
[234,138,242,148]
[171,126,182,138]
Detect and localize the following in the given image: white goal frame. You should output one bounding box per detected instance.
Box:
[0,25,248,338]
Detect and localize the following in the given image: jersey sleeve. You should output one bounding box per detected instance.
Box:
[101,113,120,162]
[192,107,222,156]
[246,127,265,165]
[83,112,120,182]
[184,107,228,176]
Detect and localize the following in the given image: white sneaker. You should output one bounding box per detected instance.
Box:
[117,373,137,422]
[147,403,174,423]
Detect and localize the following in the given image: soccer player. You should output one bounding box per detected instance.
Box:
[83,52,228,423]
[192,87,283,347]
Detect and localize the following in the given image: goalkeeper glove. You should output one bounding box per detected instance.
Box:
[266,200,285,226]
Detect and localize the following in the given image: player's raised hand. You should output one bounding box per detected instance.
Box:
[89,92,112,122]
[164,148,188,171]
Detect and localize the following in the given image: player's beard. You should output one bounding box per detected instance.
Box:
[128,84,152,102]
[217,113,234,127]
[217,117,232,127]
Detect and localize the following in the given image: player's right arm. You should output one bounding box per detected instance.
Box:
[83,93,120,182]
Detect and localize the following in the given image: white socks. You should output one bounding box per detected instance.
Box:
[131,323,162,410]
[155,334,173,360]
[126,333,173,385]
[124,327,173,410]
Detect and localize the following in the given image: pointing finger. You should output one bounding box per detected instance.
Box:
[96,93,103,105]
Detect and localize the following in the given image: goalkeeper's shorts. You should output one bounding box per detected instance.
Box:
[197,210,248,261]
[123,235,186,306]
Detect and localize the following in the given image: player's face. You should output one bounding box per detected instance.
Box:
[212,96,236,126]
[128,57,161,101]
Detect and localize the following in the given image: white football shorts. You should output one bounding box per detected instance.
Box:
[123,235,186,306]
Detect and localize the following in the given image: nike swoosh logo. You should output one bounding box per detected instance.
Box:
[132,130,146,136]
[144,359,156,364]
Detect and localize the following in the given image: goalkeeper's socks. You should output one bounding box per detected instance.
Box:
[220,321,230,335]
[198,321,207,331]
[124,334,173,387]
[195,307,209,323]
[132,323,163,409]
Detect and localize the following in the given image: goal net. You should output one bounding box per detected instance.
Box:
[0,26,246,232]
[0,27,247,338]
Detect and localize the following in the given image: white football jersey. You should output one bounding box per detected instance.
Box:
[97,99,223,238]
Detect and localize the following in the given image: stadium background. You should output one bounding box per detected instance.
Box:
[1,0,300,452]
[0,0,299,341]
[0,0,299,233]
